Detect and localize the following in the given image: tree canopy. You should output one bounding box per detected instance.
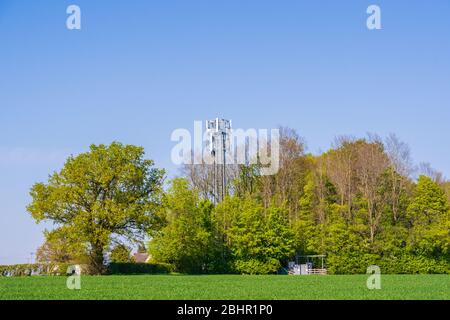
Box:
[170,132,450,274]
[28,142,165,274]
[28,134,450,275]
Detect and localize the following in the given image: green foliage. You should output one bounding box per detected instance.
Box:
[233,259,280,275]
[29,138,450,275]
[27,142,165,274]
[109,244,134,263]
[0,263,84,277]
[293,173,319,254]
[407,176,449,225]
[36,228,89,264]
[147,169,450,275]
[148,179,219,273]
[377,254,450,274]
[0,264,39,277]
[321,179,450,274]
[406,176,450,258]
[217,197,295,274]
[0,262,172,277]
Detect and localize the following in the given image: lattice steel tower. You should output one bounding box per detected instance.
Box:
[206,118,232,203]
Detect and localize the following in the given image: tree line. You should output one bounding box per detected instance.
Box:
[27,131,450,275]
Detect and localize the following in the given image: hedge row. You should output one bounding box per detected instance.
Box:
[0,262,172,277]
[106,263,171,275]
[0,263,77,277]
[326,253,450,275]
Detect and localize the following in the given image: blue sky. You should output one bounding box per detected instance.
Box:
[1,0,449,264]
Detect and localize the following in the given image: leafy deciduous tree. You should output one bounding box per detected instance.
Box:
[28,142,164,274]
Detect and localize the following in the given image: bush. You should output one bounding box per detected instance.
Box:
[326,252,450,275]
[110,245,134,263]
[233,259,280,275]
[0,264,37,277]
[107,263,171,275]
[0,263,86,277]
[378,254,450,274]
[327,253,380,274]
[0,263,172,276]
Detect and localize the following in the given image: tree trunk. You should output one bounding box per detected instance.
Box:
[89,243,106,275]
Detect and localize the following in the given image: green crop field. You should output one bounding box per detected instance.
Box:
[0,275,448,300]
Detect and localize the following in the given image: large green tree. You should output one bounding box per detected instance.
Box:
[216,196,294,274]
[407,176,450,257]
[27,142,164,274]
[148,178,217,273]
[35,228,88,264]
[110,244,134,263]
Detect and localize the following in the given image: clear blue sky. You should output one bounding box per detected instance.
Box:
[1,0,449,264]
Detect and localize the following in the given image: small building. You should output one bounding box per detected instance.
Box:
[133,253,150,263]
[288,255,327,276]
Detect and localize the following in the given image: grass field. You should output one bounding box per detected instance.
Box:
[0,275,448,300]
